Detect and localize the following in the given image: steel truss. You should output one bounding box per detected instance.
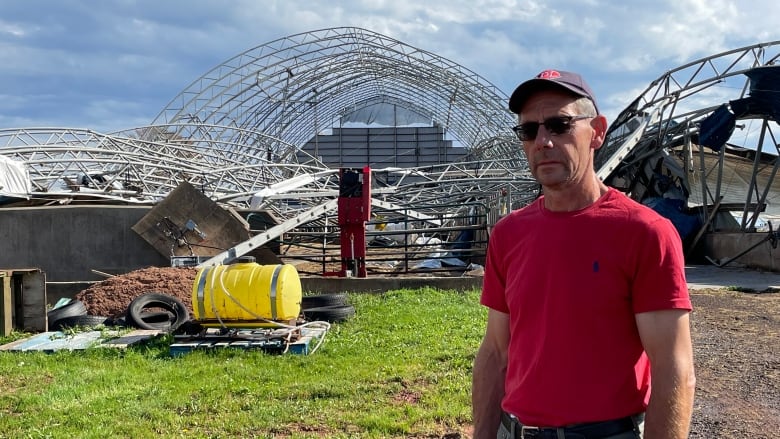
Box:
[597,41,780,235]
[0,27,529,225]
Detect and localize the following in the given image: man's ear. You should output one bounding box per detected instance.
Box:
[590,115,608,150]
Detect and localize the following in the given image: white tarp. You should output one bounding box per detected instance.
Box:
[341,102,431,127]
[0,154,31,199]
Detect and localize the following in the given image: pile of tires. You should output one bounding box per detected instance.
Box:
[47,299,109,331]
[47,292,190,333]
[300,293,355,323]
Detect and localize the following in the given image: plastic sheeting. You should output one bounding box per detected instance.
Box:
[697,104,736,151]
[642,197,701,240]
[341,102,431,127]
[0,154,31,201]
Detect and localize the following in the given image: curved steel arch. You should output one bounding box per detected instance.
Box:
[152,26,519,162]
[597,40,780,233]
[598,41,780,171]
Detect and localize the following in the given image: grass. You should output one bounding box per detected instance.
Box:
[0,287,486,438]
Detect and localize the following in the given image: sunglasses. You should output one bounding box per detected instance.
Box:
[512,115,593,142]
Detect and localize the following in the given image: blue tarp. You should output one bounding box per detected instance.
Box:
[643,197,701,240]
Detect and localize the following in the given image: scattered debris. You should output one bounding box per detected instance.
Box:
[0,329,164,352]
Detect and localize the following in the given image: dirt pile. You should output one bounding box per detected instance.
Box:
[75,266,197,318]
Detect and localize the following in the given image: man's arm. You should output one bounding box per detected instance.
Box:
[636,309,696,439]
[472,308,510,439]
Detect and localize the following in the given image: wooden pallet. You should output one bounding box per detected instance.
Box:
[169,326,327,356]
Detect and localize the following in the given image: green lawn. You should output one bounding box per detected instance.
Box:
[0,288,485,438]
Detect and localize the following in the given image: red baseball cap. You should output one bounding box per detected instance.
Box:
[508,69,600,114]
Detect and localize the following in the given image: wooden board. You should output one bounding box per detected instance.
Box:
[131,181,252,258]
[288,327,327,355]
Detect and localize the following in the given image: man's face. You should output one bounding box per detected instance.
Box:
[518,90,600,190]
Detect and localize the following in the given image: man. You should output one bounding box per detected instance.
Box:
[472,70,695,439]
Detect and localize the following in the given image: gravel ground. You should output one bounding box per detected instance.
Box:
[74,267,779,438]
[688,288,779,438]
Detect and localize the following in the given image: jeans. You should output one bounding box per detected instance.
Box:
[496,414,644,439]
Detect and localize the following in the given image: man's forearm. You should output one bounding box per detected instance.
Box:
[472,343,506,439]
[643,368,696,438]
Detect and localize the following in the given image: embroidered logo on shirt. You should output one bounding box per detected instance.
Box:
[593,261,600,272]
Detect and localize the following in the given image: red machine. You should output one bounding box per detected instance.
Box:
[337,167,371,277]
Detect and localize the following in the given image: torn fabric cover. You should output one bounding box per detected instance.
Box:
[0,154,31,201]
[697,104,736,152]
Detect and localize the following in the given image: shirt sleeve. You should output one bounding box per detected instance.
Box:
[480,221,510,313]
[631,216,692,313]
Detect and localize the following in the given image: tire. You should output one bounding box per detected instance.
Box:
[133,310,174,324]
[302,304,356,323]
[301,293,348,310]
[125,292,189,332]
[50,314,109,331]
[47,299,87,324]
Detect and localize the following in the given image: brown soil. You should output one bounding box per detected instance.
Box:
[75,266,197,319]
[73,267,779,438]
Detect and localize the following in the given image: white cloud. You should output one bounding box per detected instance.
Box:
[0,19,26,37]
[643,0,738,63]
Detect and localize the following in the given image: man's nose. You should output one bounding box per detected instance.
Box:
[534,127,554,149]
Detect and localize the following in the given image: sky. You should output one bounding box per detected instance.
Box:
[0,0,778,134]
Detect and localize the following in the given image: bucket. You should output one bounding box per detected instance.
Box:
[192,258,302,328]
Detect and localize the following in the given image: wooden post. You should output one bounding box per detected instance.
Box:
[1,272,12,336]
[21,270,47,332]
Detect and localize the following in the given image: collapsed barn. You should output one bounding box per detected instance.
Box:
[1,28,779,294]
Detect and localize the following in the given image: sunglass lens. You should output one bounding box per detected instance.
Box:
[546,117,571,135]
[518,123,538,141]
[514,116,582,141]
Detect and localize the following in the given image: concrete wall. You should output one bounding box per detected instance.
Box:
[704,231,779,271]
[0,206,168,282]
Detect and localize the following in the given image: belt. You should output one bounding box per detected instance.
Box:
[500,412,639,439]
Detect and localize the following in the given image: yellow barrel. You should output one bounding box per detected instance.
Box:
[192,260,302,328]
